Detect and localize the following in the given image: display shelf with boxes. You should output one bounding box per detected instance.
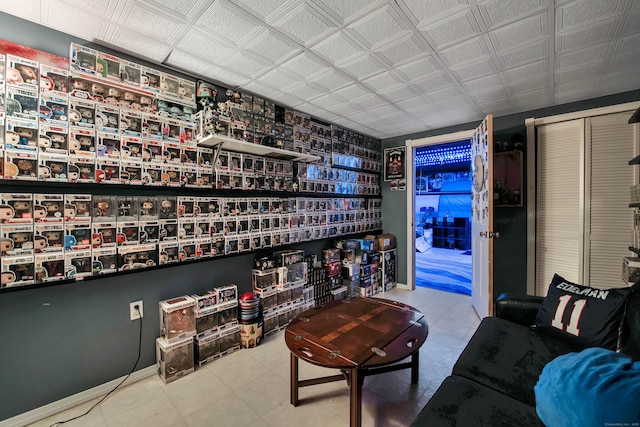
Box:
[1,42,384,293]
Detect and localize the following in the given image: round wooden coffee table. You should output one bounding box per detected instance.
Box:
[285,297,429,427]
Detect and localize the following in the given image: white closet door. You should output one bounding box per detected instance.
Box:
[586,113,636,289]
[536,120,584,296]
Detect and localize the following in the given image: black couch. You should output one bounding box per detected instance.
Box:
[411,290,640,426]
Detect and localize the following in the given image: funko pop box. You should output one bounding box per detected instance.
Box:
[159,295,196,343]
[156,336,194,384]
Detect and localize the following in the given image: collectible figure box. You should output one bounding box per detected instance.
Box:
[160,218,178,241]
[2,254,35,287]
[116,221,139,246]
[4,149,38,180]
[92,246,117,275]
[35,252,65,283]
[64,194,91,224]
[91,222,118,249]
[195,332,220,366]
[92,195,117,223]
[322,248,340,264]
[278,262,308,287]
[261,292,278,314]
[65,248,92,279]
[263,312,279,337]
[1,224,34,256]
[64,222,91,251]
[225,236,238,255]
[218,325,240,355]
[159,240,179,264]
[159,295,196,343]
[217,284,238,304]
[35,223,64,253]
[277,288,291,306]
[156,336,194,384]
[118,243,157,270]
[253,268,278,295]
[38,152,68,182]
[117,195,139,222]
[142,162,163,186]
[195,305,219,336]
[178,238,196,261]
[138,220,160,243]
[158,197,177,220]
[95,158,120,184]
[121,158,143,185]
[39,93,69,128]
[1,193,33,224]
[138,196,159,221]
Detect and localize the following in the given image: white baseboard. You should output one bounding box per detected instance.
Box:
[395,282,412,290]
[0,365,157,427]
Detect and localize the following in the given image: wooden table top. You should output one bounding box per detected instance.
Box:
[285,297,428,369]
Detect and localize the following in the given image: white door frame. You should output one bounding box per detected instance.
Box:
[405,129,476,291]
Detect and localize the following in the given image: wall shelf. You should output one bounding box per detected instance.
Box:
[198,134,321,163]
[0,228,382,294]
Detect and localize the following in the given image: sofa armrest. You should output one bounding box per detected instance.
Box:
[495,293,544,326]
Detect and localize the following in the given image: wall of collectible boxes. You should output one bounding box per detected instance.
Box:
[0,193,381,287]
[0,41,383,289]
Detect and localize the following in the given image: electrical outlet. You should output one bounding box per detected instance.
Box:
[130,300,143,320]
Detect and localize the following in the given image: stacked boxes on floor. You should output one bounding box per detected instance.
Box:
[252,256,279,337]
[156,295,196,384]
[308,264,331,307]
[156,284,239,383]
[193,284,240,366]
[274,249,307,331]
[302,254,319,308]
[358,250,381,297]
[323,247,344,300]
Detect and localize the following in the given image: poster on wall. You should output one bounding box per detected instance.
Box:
[384,146,405,181]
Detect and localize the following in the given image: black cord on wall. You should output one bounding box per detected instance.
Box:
[49,307,143,427]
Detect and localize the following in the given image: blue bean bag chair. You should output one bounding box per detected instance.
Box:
[534,347,640,427]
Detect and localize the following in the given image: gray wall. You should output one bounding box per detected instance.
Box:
[382,90,640,297]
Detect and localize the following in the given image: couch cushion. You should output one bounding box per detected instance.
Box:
[534,347,640,427]
[535,274,636,351]
[452,317,583,406]
[411,375,544,427]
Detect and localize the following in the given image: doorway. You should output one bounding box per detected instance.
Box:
[413,140,473,295]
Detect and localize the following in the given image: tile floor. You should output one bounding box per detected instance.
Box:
[29,286,480,427]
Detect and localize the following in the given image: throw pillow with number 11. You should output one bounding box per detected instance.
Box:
[534,274,638,351]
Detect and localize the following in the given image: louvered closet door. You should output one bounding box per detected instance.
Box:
[536,120,584,296]
[586,113,635,289]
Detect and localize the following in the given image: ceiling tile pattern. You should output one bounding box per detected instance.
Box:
[1,0,638,139]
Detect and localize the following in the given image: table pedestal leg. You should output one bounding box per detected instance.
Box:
[349,368,364,427]
[411,351,419,384]
[291,353,299,406]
